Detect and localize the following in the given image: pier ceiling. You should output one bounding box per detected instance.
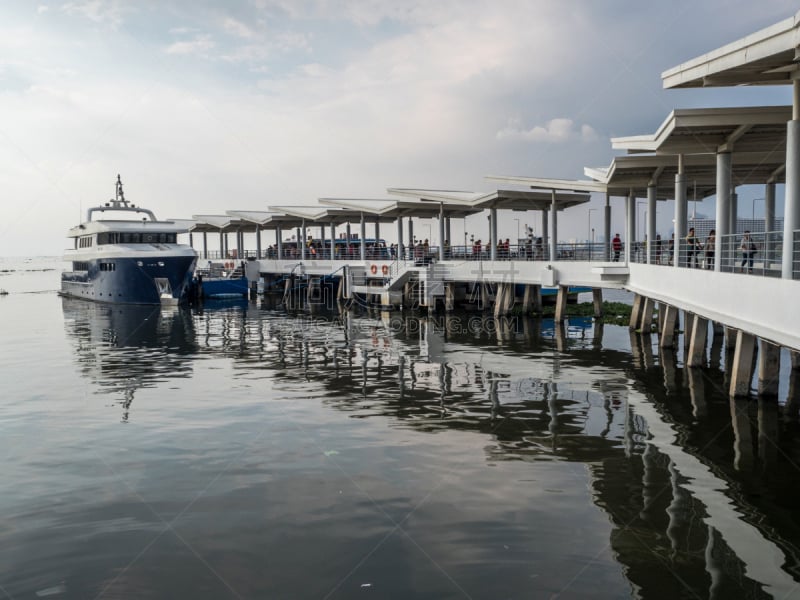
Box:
[387,187,590,211]
[267,204,397,225]
[484,175,607,195]
[586,151,784,196]
[663,10,800,88]
[319,197,481,219]
[190,213,275,233]
[612,106,792,156]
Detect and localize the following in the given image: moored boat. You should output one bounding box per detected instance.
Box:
[61,175,197,304]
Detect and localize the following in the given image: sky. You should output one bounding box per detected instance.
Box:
[1,0,798,256]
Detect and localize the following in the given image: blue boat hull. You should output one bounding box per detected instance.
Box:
[196,276,249,299]
[61,255,197,304]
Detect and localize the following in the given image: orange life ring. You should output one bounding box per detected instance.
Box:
[381,264,389,275]
[370,264,378,275]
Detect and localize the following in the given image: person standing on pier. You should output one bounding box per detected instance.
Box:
[740,231,756,273]
[705,230,716,270]
[686,227,700,268]
[612,233,622,262]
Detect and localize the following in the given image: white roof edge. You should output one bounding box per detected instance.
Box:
[662,10,800,88]
[485,175,606,194]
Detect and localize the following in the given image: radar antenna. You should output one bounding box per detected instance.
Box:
[113,174,129,207]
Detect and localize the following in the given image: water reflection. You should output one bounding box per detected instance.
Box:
[186,304,800,597]
[57,299,800,597]
[61,297,196,421]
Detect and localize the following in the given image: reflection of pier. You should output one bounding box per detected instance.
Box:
[191,303,800,596]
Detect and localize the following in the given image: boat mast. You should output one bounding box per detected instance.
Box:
[113,174,129,208]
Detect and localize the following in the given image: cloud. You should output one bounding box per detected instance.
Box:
[165,34,216,56]
[60,0,130,28]
[496,118,599,143]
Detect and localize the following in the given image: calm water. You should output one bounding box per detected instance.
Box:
[2,257,800,599]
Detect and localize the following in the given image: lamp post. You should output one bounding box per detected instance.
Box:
[752,197,764,221]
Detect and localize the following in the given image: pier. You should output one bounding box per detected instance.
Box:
[184,12,800,400]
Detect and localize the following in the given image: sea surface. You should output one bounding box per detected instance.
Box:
[2,256,800,599]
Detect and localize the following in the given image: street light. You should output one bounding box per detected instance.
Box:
[587,208,596,242]
[752,197,764,221]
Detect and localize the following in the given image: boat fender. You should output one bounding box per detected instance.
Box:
[381,265,389,275]
[370,264,377,275]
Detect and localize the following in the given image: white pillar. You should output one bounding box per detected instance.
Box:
[550,190,558,262]
[674,157,687,268]
[625,190,635,263]
[255,225,261,258]
[490,207,498,260]
[407,217,414,252]
[276,225,283,259]
[730,191,738,236]
[715,152,731,272]
[301,221,306,260]
[439,202,445,261]
[396,217,403,260]
[202,231,208,259]
[604,192,611,261]
[360,213,366,260]
[329,221,335,259]
[541,210,549,259]
[783,88,800,278]
[647,184,656,264]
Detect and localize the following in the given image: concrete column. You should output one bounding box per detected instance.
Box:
[360,214,366,260]
[521,285,533,313]
[202,232,208,259]
[683,313,696,354]
[255,225,261,258]
[374,221,380,242]
[765,181,776,233]
[783,109,800,278]
[687,316,708,368]
[490,207,498,261]
[395,218,403,260]
[792,350,800,370]
[757,340,780,396]
[730,191,738,236]
[730,330,756,397]
[640,296,656,333]
[647,184,656,264]
[439,203,445,261]
[629,293,643,330]
[715,152,731,272]
[445,217,451,249]
[494,283,513,317]
[765,181,776,270]
[532,285,542,313]
[550,191,558,262]
[219,231,225,258]
[604,192,612,261]
[276,226,283,259]
[724,326,737,350]
[554,286,568,322]
[541,210,549,259]
[625,191,634,263]
[300,221,307,260]
[592,288,603,318]
[407,218,414,255]
[660,305,677,348]
[329,222,335,260]
[675,159,687,269]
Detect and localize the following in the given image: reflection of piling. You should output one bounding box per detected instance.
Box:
[730,397,754,471]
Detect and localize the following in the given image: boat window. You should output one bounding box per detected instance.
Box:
[99,262,116,271]
[72,262,89,271]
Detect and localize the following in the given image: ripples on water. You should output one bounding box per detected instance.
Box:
[2,258,800,599]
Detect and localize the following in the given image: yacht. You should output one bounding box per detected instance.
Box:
[61,175,197,304]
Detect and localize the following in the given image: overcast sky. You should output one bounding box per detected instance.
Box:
[1,0,797,255]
